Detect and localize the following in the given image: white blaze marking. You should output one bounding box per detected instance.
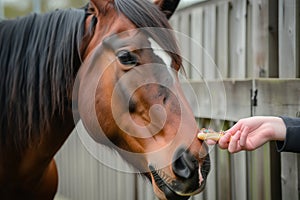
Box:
[148,38,176,82]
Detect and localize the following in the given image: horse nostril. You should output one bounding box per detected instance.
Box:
[172,147,198,179]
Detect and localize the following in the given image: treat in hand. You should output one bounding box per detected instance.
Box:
[197,128,226,141]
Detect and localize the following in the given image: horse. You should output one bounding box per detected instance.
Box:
[0,0,210,199]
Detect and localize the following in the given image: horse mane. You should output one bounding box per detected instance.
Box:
[0,1,181,150]
[0,9,86,149]
[114,0,182,69]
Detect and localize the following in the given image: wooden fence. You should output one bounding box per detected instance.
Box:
[172,1,300,200]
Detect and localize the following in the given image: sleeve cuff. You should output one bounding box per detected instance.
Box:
[276,126,300,152]
[276,140,285,152]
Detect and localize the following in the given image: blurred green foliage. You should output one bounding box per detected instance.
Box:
[4,0,88,19]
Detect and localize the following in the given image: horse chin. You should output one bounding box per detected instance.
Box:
[149,165,206,200]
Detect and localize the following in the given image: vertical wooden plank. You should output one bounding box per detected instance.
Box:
[190,8,204,80]
[246,1,254,78]
[137,175,157,200]
[229,0,247,78]
[72,131,82,199]
[96,146,105,200]
[66,131,76,199]
[205,147,217,200]
[97,142,105,200]
[281,153,299,200]
[216,149,231,200]
[230,152,247,200]
[63,133,72,198]
[77,133,86,200]
[141,164,156,199]
[269,142,282,200]
[268,0,279,78]
[212,120,231,200]
[89,140,99,200]
[195,118,216,200]
[279,1,299,199]
[227,2,248,199]
[136,175,144,200]
[55,148,66,199]
[203,5,217,80]
[217,2,229,79]
[116,165,136,200]
[179,12,191,78]
[67,131,76,199]
[250,0,269,78]
[279,0,297,78]
[170,15,179,32]
[137,175,147,200]
[247,1,273,200]
[99,150,115,200]
[249,146,271,200]
[208,122,233,200]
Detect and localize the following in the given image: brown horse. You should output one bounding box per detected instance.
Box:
[0,0,210,199]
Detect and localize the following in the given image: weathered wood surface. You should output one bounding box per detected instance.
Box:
[217,2,229,78]
[190,7,203,80]
[55,124,144,200]
[248,0,269,78]
[280,153,299,200]
[229,0,247,78]
[279,0,299,78]
[173,0,299,199]
[182,79,300,121]
[278,1,300,200]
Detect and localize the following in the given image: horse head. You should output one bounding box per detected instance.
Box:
[76,0,210,199]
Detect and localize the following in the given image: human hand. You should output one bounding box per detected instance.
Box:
[218,116,286,153]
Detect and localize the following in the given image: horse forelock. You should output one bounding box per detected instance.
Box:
[114,0,182,70]
[0,9,86,149]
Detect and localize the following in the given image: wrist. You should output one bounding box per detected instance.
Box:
[271,117,286,141]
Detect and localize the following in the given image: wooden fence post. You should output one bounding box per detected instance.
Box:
[279,0,298,78]
[278,0,299,199]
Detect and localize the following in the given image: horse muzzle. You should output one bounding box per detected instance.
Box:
[149,146,210,200]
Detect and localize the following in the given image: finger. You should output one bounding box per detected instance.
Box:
[230,143,242,153]
[205,139,217,145]
[228,130,241,153]
[226,122,242,136]
[218,133,231,149]
[239,126,249,147]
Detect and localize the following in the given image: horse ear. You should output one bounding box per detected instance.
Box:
[89,0,113,15]
[153,0,181,19]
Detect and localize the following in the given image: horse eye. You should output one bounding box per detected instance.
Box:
[117,50,138,66]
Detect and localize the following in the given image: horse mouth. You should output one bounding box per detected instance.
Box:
[149,165,206,200]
